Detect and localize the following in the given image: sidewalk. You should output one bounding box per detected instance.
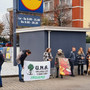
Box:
[1,75,90,90]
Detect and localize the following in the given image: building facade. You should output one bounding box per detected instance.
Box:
[44,0,84,27]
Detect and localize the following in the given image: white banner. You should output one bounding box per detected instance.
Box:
[24,61,50,81]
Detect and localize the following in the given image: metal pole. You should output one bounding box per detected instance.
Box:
[60,0,62,26]
[48,31,51,48]
[13,0,17,66]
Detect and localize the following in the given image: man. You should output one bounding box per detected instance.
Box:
[16,49,31,82]
[0,51,4,87]
[69,47,76,77]
[55,49,65,78]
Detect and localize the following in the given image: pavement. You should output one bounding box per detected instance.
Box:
[1,75,90,90]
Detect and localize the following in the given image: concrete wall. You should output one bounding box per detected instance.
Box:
[50,31,86,67]
[19,31,48,61]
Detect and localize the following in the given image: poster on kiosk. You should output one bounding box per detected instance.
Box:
[24,61,50,81]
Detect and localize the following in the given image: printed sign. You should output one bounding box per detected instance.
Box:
[18,0,43,13]
[17,14,41,27]
[24,61,50,81]
[59,58,71,75]
[6,47,11,62]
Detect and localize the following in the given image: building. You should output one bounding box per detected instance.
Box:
[83,0,90,35]
[43,0,83,27]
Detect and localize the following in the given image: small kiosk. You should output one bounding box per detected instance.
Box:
[16,26,89,67]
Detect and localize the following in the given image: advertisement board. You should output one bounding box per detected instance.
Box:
[17,14,41,27]
[18,0,43,13]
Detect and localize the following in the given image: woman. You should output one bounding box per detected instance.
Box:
[77,47,85,75]
[55,49,65,78]
[43,48,53,61]
[86,48,90,74]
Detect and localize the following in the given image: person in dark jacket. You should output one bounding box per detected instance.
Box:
[0,51,4,87]
[69,47,76,77]
[77,47,85,75]
[55,49,65,78]
[16,49,31,82]
[86,48,90,75]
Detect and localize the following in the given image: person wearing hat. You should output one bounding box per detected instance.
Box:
[55,49,65,78]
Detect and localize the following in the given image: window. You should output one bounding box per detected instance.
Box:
[60,0,72,6]
[44,1,53,12]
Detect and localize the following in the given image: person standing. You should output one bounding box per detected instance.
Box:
[43,48,53,61]
[55,49,65,78]
[0,51,4,87]
[77,47,85,75]
[86,48,90,74]
[16,49,31,82]
[69,47,76,77]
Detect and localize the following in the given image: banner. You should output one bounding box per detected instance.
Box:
[24,61,50,81]
[59,58,71,75]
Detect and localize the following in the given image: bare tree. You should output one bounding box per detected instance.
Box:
[53,1,72,26]
[0,22,4,35]
[2,13,13,44]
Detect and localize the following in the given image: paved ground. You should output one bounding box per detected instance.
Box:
[1,75,90,90]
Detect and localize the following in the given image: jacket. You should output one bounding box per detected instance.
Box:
[77,53,85,65]
[0,51,4,66]
[69,51,76,62]
[16,50,27,67]
[43,52,53,61]
[86,53,90,62]
[55,53,65,68]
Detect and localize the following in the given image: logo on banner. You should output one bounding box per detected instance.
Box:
[27,64,34,75]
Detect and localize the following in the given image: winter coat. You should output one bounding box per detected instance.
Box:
[69,51,76,62]
[0,51,4,66]
[16,50,28,67]
[43,52,53,61]
[77,53,85,65]
[86,53,90,62]
[55,53,65,68]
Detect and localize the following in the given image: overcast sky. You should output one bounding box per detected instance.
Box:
[0,0,13,21]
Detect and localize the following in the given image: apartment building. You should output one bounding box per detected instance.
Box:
[44,0,83,27]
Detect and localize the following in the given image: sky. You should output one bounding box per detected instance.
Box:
[0,0,13,21]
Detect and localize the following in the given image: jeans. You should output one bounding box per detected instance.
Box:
[56,67,63,78]
[0,65,2,86]
[18,64,22,80]
[69,61,74,75]
[78,64,83,75]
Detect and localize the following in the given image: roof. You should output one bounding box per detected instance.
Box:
[16,26,90,33]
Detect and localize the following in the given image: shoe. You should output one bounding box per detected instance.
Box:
[56,76,58,78]
[70,75,75,77]
[61,76,63,79]
[19,79,24,82]
[0,85,3,87]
